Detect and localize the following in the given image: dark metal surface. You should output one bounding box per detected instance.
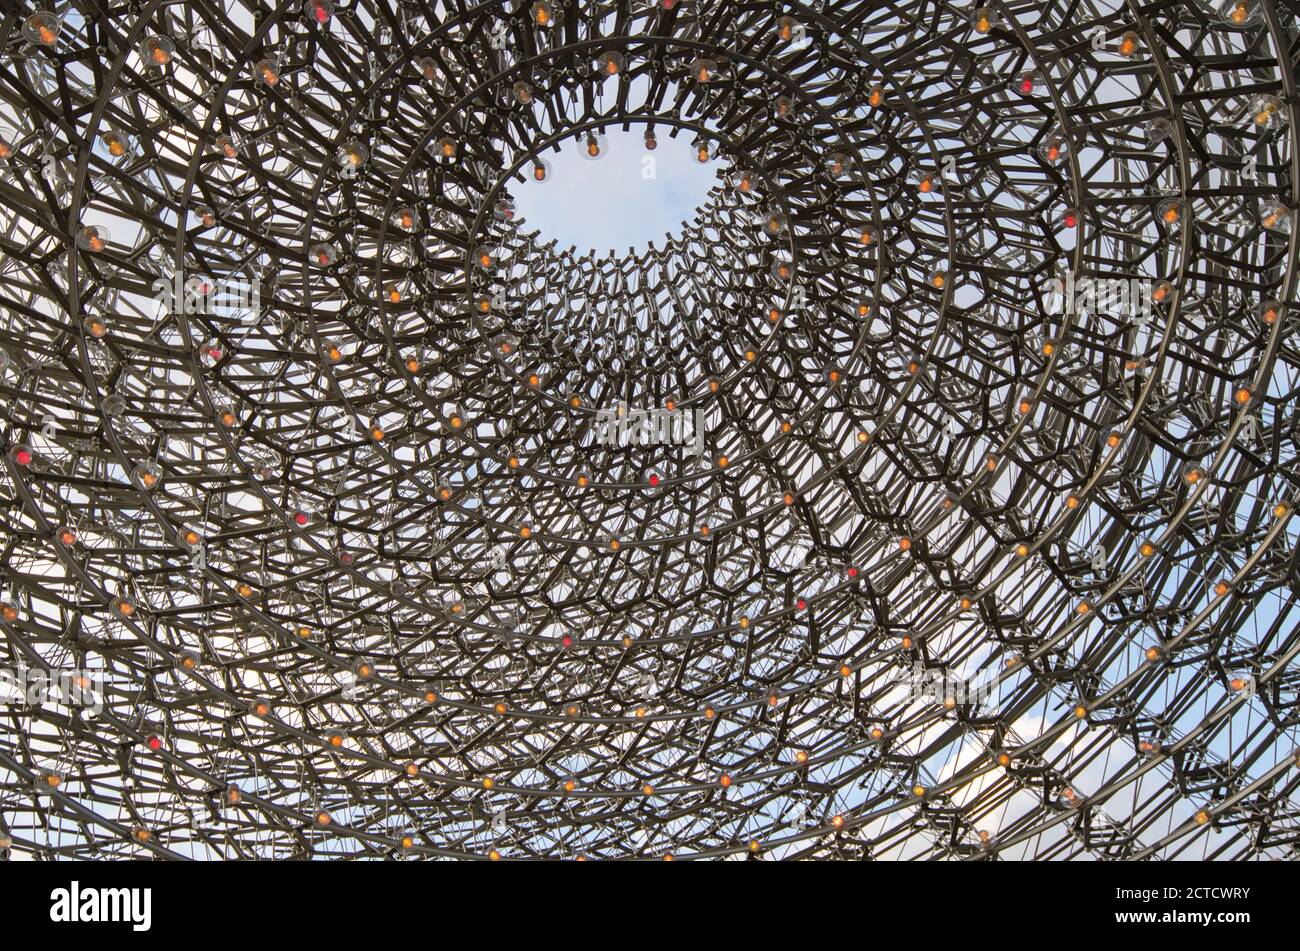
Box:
[0,0,1297,859]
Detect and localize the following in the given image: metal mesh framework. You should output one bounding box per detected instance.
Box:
[0,0,1298,862]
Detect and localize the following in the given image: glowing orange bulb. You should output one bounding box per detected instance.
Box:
[868,86,883,107]
[1214,581,1230,596]
[533,163,547,181]
[697,146,710,161]
[794,750,809,764]
[719,773,732,788]
[494,702,508,715]
[1118,32,1137,56]
[1145,646,1162,662]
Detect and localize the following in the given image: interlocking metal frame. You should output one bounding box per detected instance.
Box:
[0,0,1298,860]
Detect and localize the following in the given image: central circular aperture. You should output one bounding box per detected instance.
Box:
[507,127,722,256]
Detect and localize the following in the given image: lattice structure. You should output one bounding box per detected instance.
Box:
[0,0,1298,860]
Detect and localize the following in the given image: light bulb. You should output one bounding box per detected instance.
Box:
[970,7,996,33]
[254,57,281,87]
[304,0,333,23]
[532,1,557,27]
[141,35,174,66]
[23,12,61,47]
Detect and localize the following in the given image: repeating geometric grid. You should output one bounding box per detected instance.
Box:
[0,0,1298,860]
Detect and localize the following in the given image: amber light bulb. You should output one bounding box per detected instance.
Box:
[147,38,172,65]
[103,132,127,157]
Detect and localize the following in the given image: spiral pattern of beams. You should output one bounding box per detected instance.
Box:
[1,0,1299,861]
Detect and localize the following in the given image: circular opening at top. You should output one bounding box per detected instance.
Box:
[506,127,723,256]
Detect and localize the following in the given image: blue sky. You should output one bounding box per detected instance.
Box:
[508,128,721,256]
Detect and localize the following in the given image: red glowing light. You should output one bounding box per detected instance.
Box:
[147,735,162,751]
[294,511,308,526]
[15,448,31,466]
[648,474,659,487]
